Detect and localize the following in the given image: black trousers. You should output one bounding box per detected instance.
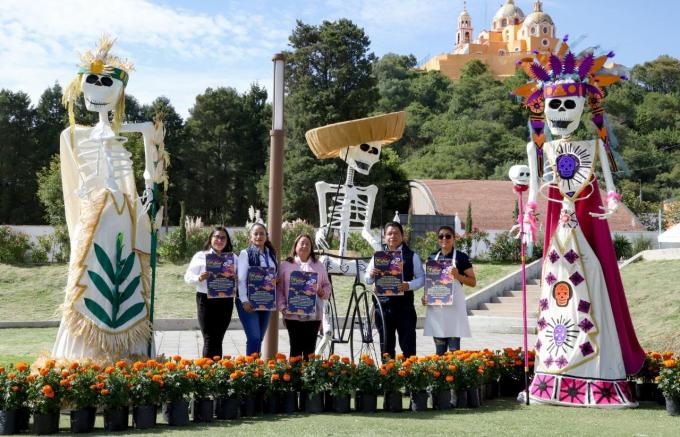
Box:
[196,293,234,358]
[284,319,321,359]
[375,295,417,359]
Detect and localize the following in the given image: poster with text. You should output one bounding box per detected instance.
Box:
[374,250,403,296]
[247,266,277,311]
[424,259,454,305]
[206,252,236,298]
[287,270,318,316]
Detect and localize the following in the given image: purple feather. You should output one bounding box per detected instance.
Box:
[532,49,539,55]
[578,53,594,79]
[563,52,576,74]
[549,54,562,76]
[562,34,569,42]
[607,51,615,58]
[584,84,602,98]
[530,63,551,82]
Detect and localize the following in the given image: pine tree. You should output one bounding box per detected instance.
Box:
[465,202,473,234]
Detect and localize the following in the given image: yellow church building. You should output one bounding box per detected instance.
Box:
[422,0,559,80]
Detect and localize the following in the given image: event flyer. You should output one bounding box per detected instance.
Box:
[247,266,277,311]
[205,252,236,298]
[424,259,454,305]
[287,270,318,316]
[374,250,403,296]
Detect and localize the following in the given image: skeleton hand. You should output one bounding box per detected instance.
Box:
[140,186,154,211]
[315,228,330,251]
[590,192,620,220]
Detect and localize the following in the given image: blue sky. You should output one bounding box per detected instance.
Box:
[1,0,678,118]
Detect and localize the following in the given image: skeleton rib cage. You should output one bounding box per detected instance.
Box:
[322,185,373,230]
[75,135,133,197]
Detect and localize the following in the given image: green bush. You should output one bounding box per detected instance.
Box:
[412,231,438,261]
[631,235,654,255]
[345,231,375,257]
[36,225,70,263]
[0,226,31,264]
[613,234,633,260]
[488,231,521,263]
[159,226,211,263]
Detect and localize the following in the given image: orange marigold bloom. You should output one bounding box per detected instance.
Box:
[39,368,49,376]
[380,369,387,376]
[283,373,291,382]
[115,360,127,369]
[164,362,177,371]
[398,370,407,377]
[245,356,254,363]
[42,385,55,398]
[230,372,239,380]
[327,371,336,377]
[7,373,16,380]
[146,359,158,367]
[433,371,441,378]
[60,379,70,387]
[152,375,163,383]
[172,355,182,361]
[185,371,198,379]
[44,359,56,369]
[396,354,405,361]
[104,366,115,374]
[61,369,70,377]
[11,386,20,393]
[15,362,29,372]
[663,359,676,368]
[341,357,350,364]
[101,389,110,396]
[445,375,454,383]
[133,362,146,371]
[69,362,79,371]
[271,374,280,381]
[26,375,36,382]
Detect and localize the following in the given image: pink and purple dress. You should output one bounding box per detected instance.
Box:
[529,139,645,408]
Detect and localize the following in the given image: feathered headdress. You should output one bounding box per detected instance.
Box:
[511,36,625,176]
[62,35,134,133]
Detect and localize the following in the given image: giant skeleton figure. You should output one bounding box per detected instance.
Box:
[305,112,406,275]
[513,37,644,407]
[52,36,165,360]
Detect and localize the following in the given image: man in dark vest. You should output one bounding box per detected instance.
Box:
[365,221,425,359]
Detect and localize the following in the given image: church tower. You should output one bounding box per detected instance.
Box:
[455,1,473,48]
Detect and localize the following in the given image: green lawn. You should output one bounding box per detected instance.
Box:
[10,398,677,436]
[0,328,56,367]
[622,259,680,353]
[0,262,520,321]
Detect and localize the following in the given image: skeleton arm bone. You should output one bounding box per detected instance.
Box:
[120,122,155,190]
[590,139,620,220]
[315,181,332,250]
[360,185,382,251]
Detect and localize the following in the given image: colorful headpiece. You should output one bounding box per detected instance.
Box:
[62,35,134,133]
[511,36,625,175]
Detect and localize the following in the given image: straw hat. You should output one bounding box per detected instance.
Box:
[305,111,406,159]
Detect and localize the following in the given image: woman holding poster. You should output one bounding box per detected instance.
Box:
[237,223,278,355]
[423,225,476,354]
[277,234,332,359]
[184,227,237,358]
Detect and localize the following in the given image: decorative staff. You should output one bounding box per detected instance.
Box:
[509,164,533,405]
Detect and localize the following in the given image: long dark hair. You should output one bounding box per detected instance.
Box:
[203,226,234,252]
[286,234,317,263]
[248,223,276,256]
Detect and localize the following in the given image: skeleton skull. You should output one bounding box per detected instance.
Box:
[81,73,123,113]
[508,164,530,186]
[342,141,382,175]
[552,281,572,307]
[543,81,585,137]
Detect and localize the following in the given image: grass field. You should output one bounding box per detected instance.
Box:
[0,261,520,321]
[8,398,677,436]
[623,259,680,352]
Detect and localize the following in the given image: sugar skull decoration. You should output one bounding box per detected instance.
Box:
[552,281,572,307]
[508,164,530,187]
[512,36,625,176]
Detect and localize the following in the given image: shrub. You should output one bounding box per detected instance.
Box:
[631,235,654,255]
[412,231,438,261]
[159,226,211,264]
[487,231,521,263]
[0,226,31,264]
[612,234,633,260]
[35,226,70,264]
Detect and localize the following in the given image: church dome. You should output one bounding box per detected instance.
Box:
[521,1,554,35]
[493,0,525,21]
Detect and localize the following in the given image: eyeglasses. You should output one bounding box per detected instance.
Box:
[212,235,227,241]
[437,234,453,240]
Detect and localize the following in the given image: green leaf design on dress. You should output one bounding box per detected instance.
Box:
[85,232,145,329]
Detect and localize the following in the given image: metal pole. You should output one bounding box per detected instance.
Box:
[263,53,285,359]
[517,188,530,405]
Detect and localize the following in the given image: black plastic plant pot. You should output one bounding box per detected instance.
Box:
[103,406,129,432]
[304,392,324,414]
[163,400,190,426]
[132,404,157,429]
[263,393,279,414]
[432,390,452,410]
[355,392,377,413]
[32,411,60,435]
[215,397,240,420]
[0,409,18,435]
[332,394,351,414]
[410,391,429,412]
[192,399,213,423]
[666,397,680,416]
[467,387,481,408]
[240,397,257,417]
[70,408,95,433]
[17,408,29,431]
[383,391,403,412]
[455,390,468,408]
[280,391,297,414]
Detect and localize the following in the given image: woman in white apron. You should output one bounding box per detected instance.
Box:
[423,226,476,354]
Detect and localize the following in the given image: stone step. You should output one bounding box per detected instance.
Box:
[492,295,540,305]
[506,290,541,298]
[470,308,540,318]
[468,315,538,334]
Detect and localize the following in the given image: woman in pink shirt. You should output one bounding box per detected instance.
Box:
[277,234,332,359]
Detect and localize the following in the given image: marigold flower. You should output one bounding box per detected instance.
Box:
[115,360,127,369]
[11,386,20,392]
[39,368,49,376]
[327,371,336,377]
[44,359,56,369]
[101,389,110,395]
[271,374,280,381]
[133,362,146,371]
[164,362,177,371]
[445,375,454,383]
[433,371,441,378]
[398,370,406,377]
[15,362,29,372]
[61,369,70,377]
[283,373,291,382]
[42,385,55,398]
[230,372,239,380]
[185,371,198,379]
[7,373,16,380]
[104,366,115,374]
[663,359,676,368]
[341,357,350,364]
[146,359,158,367]
[152,375,163,383]
[69,362,79,371]
[380,369,387,376]
[60,379,70,387]
[0,367,4,373]
[172,355,182,361]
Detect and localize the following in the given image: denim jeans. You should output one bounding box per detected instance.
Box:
[236,299,271,355]
[434,337,460,355]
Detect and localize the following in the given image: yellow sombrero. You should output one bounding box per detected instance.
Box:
[305,111,406,159]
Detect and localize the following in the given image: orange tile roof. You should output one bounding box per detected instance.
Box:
[414,179,644,232]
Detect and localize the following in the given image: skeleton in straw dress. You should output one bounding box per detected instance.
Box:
[512,37,645,407]
[52,36,167,360]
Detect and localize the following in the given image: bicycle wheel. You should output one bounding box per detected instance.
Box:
[349,286,385,366]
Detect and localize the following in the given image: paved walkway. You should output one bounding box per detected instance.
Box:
[154,327,536,359]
